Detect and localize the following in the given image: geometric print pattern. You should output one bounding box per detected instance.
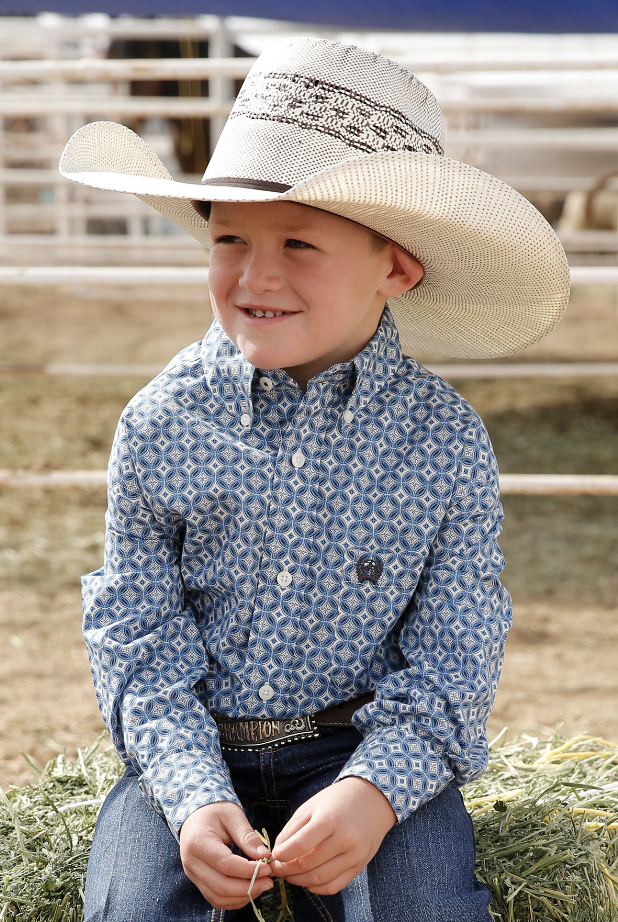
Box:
[82,307,512,837]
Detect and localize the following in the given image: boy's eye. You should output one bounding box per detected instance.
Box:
[213,234,244,244]
[285,238,314,249]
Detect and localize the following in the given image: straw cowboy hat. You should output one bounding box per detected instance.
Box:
[59,37,570,358]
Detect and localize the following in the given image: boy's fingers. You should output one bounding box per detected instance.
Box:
[201,839,273,880]
[277,852,358,891]
[269,836,342,877]
[271,819,330,862]
[223,814,272,861]
[305,869,358,896]
[187,857,275,908]
[275,810,309,846]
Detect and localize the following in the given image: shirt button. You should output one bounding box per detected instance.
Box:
[277,570,292,588]
[343,409,354,424]
[258,683,275,701]
[240,413,251,427]
[259,376,274,392]
[291,450,305,468]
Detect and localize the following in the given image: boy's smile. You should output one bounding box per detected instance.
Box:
[207,200,422,389]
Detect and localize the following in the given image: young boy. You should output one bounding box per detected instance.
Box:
[60,37,570,922]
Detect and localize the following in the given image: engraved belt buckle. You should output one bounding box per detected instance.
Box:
[213,713,320,751]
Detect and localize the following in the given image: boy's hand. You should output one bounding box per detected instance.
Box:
[179,801,274,910]
[269,777,396,895]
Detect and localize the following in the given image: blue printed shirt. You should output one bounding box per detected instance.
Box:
[82,306,512,837]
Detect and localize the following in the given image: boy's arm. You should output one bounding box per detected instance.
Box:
[82,409,242,839]
[334,432,512,824]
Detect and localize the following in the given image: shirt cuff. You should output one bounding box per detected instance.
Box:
[137,750,243,841]
[334,726,454,823]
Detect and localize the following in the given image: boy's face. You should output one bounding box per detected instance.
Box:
[207,200,422,389]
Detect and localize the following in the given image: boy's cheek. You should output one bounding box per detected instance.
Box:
[206,261,234,307]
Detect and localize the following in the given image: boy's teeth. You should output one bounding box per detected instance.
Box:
[248,308,285,317]
[275,311,282,316]
[264,311,274,318]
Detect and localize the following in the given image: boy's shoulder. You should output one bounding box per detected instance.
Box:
[118,339,207,428]
[392,353,490,440]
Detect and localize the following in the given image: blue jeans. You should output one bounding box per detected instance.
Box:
[85,727,492,922]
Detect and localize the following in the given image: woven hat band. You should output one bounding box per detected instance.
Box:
[203,37,445,191]
[230,71,444,157]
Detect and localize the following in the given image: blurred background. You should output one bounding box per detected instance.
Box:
[0,4,617,786]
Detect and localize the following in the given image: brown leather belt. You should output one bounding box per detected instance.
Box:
[213,691,375,751]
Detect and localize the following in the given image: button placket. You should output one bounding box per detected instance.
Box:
[244,439,293,704]
[246,390,314,705]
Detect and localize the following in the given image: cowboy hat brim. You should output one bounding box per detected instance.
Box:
[60,120,570,359]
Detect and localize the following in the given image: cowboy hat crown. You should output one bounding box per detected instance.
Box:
[203,37,445,192]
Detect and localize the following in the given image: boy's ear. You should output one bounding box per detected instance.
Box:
[380,245,424,298]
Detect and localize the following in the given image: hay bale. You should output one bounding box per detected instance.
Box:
[0,742,121,922]
[468,730,618,920]
[1,732,617,921]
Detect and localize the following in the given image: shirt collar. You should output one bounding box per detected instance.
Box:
[350,305,403,410]
[199,305,403,411]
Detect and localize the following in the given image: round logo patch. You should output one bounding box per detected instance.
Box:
[356,555,384,585]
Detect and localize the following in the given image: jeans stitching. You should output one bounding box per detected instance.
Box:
[304,889,335,922]
[270,749,279,800]
[259,749,269,799]
[250,796,291,809]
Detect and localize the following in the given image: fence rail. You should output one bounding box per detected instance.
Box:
[446,128,618,152]
[0,95,233,119]
[6,91,618,118]
[1,469,616,494]
[0,266,210,284]
[0,58,254,81]
[0,265,616,285]
[1,362,617,379]
[9,52,618,76]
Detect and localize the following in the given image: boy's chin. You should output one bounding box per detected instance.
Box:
[235,339,302,372]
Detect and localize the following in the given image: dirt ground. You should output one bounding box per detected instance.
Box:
[0,281,617,787]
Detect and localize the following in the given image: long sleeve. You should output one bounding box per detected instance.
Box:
[82,410,242,838]
[335,439,512,822]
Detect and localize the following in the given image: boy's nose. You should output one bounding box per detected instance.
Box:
[238,251,283,294]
